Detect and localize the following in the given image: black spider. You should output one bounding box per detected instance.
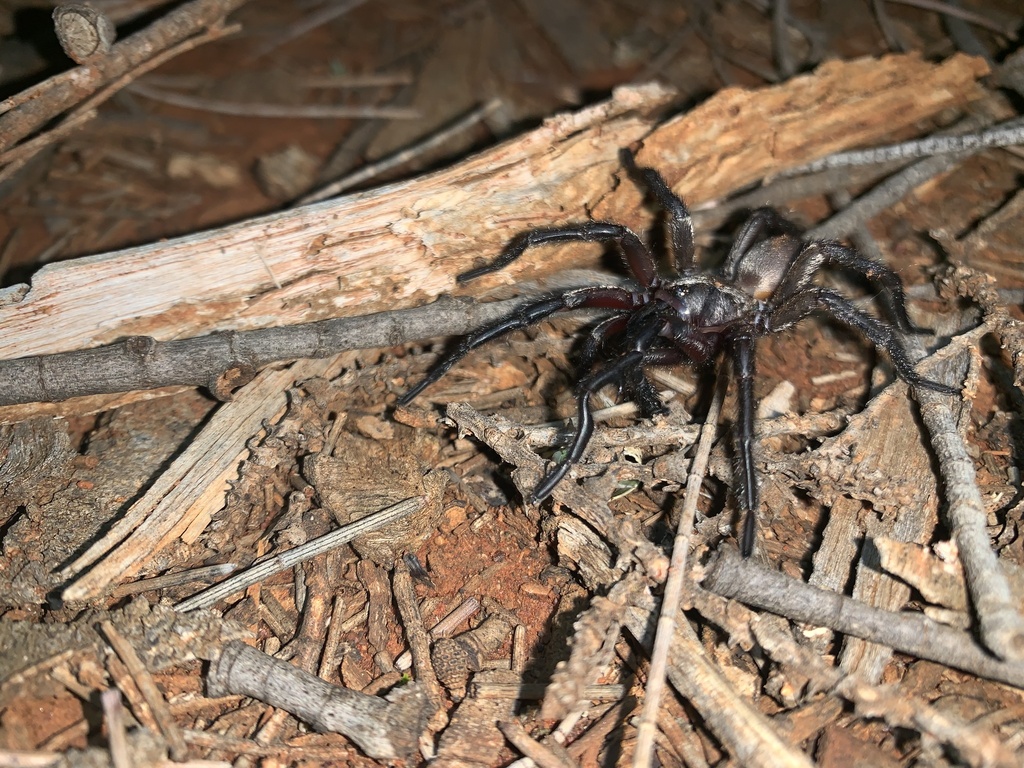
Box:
[398,148,955,557]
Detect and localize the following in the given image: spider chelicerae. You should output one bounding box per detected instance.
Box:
[398,148,955,556]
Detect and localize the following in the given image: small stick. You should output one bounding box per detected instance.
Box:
[319,594,348,680]
[127,82,421,120]
[692,587,1018,768]
[300,99,504,204]
[178,499,425,614]
[772,0,796,78]
[392,560,443,706]
[174,495,426,612]
[787,117,1024,181]
[633,380,723,768]
[0,294,540,408]
[248,0,369,59]
[100,689,130,768]
[497,720,579,768]
[207,640,430,762]
[0,22,242,182]
[885,0,1009,33]
[109,562,236,599]
[473,682,627,701]
[62,362,335,603]
[701,547,1024,687]
[358,561,396,674]
[623,605,814,768]
[99,620,188,760]
[912,356,1024,662]
[395,596,480,671]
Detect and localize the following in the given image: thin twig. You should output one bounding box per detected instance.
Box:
[938,0,995,61]
[772,0,796,78]
[127,82,421,120]
[299,99,503,204]
[623,603,814,768]
[174,496,426,612]
[109,562,236,599]
[912,350,1024,662]
[392,560,443,707]
[0,0,252,152]
[0,294,542,407]
[99,620,188,760]
[872,0,908,51]
[885,0,1011,33]
[807,115,1024,241]
[319,594,348,680]
[689,589,1019,768]
[786,117,1024,181]
[633,379,724,768]
[394,596,480,672]
[0,22,241,186]
[248,0,370,59]
[497,720,579,768]
[100,689,130,768]
[207,640,429,761]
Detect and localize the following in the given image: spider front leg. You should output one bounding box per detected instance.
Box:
[619,148,696,274]
[731,336,761,558]
[398,287,638,405]
[532,346,682,502]
[459,222,661,289]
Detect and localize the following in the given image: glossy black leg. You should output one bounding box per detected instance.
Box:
[768,288,957,395]
[731,337,760,557]
[619,148,696,274]
[459,222,660,288]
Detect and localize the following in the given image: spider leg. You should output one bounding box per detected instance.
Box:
[619,148,696,274]
[626,365,670,418]
[773,241,927,333]
[722,208,801,280]
[399,287,640,405]
[579,313,668,418]
[731,336,760,557]
[459,222,660,289]
[578,314,628,372]
[766,287,958,395]
[531,346,682,502]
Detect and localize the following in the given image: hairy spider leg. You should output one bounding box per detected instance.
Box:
[721,207,801,281]
[619,148,696,274]
[577,313,668,419]
[578,314,629,372]
[731,337,760,557]
[457,223,660,289]
[397,286,640,405]
[766,287,958,395]
[531,346,685,502]
[773,241,929,334]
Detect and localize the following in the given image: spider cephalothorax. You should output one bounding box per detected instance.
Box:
[399,148,955,556]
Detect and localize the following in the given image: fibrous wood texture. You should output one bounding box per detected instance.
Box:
[0,53,986,367]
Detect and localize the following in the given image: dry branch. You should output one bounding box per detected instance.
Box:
[207,640,431,761]
[0,295,536,408]
[702,547,1024,689]
[0,0,252,152]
